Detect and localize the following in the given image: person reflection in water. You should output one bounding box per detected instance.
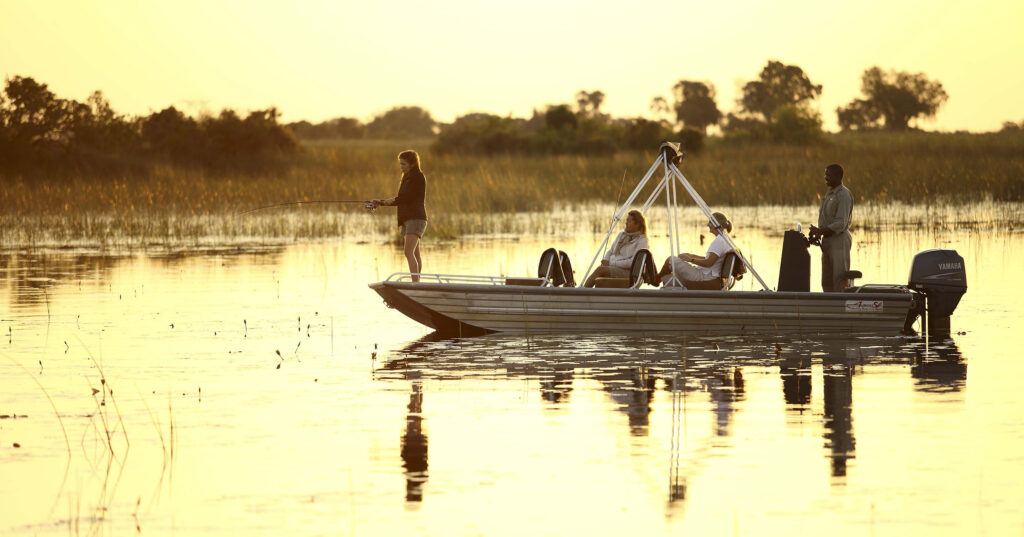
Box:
[823,345,856,478]
[602,366,656,435]
[401,382,429,502]
[708,367,745,436]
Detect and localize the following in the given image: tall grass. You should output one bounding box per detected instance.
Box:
[0,132,1021,249]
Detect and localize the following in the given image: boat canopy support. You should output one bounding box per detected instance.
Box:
[581,143,772,292]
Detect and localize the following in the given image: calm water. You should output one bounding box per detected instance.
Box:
[1,221,1023,536]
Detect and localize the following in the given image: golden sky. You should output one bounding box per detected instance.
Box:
[2,0,1022,132]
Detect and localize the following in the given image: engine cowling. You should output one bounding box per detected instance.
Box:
[906,249,967,335]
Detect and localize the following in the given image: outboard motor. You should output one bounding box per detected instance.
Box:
[906,249,967,336]
[778,230,811,292]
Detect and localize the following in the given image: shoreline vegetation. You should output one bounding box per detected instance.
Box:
[1,70,1022,251]
[2,134,1023,251]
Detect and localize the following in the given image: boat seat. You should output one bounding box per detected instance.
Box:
[538,248,575,287]
[591,249,658,289]
[680,250,745,291]
[839,270,863,292]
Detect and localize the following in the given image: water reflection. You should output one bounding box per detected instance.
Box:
[378,333,968,506]
[401,381,429,502]
[603,367,657,435]
[0,252,123,308]
[0,247,286,311]
[911,340,966,393]
[822,341,856,479]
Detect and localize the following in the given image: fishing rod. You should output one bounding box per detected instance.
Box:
[239,200,378,215]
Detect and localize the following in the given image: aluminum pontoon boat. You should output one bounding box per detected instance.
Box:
[370,143,966,337]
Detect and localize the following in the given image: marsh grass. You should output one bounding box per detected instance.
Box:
[1,132,1021,249]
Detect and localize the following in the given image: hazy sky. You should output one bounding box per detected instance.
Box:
[3,0,1022,132]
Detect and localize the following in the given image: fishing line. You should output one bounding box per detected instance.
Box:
[238,200,377,215]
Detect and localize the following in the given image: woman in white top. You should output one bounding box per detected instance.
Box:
[654,212,733,286]
[583,210,649,288]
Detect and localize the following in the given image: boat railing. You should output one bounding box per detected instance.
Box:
[384,272,547,286]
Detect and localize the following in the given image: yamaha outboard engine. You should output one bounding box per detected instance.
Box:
[905,249,967,336]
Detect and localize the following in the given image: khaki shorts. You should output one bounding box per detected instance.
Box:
[607,266,630,278]
[401,219,427,237]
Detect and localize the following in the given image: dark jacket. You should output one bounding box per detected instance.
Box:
[395,169,427,226]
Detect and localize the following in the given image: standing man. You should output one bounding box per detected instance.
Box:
[810,164,853,292]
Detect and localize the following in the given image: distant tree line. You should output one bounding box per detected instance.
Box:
[0,76,296,173]
[426,60,956,154]
[5,60,1012,166]
[286,105,437,140]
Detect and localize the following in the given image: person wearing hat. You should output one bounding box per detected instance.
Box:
[809,164,853,292]
[653,212,734,286]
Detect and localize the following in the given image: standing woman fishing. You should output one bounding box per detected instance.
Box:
[373,150,428,282]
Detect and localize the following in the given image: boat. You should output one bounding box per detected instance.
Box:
[369,143,967,337]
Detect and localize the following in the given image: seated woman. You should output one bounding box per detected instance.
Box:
[654,212,733,287]
[583,210,649,287]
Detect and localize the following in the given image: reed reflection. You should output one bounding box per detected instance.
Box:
[1,247,286,311]
[1,252,123,308]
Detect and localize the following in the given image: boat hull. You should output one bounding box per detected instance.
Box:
[369,281,915,337]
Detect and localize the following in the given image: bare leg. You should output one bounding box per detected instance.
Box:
[414,240,422,275]
[404,234,421,282]
[583,265,611,288]
[652,259,673,285]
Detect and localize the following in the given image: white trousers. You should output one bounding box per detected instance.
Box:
[668,257,711,281]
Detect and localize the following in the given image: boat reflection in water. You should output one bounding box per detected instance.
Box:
[375,332,964,505]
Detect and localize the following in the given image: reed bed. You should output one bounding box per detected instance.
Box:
[1,132,1021,250]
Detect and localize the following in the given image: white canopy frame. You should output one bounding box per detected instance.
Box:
[580,143,772,292]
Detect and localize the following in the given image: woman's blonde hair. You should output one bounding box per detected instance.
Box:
[627,209,648,235]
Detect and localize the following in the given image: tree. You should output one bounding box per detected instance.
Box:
[141,106,201,160]
[648,96,671,121]
[365,106,436,138]
[836,67,948,130]
[544,104,577,131]
[836,99,880,131]
[621,118,673,151]
[1001,120,1024,132]
[1,76,70,147]
[433,113,524,154]
[574,89,606,118]
[740,60,822,122]
[671,80,721,134]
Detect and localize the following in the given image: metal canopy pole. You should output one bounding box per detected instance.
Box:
[640,175,667,213]
[667,162,772,291]
[663,158,677,261]
[580,152,666,284]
